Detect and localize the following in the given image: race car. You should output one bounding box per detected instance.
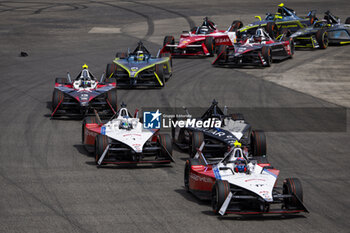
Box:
[160,17,238,57]
[105,41,172,88]
[312,11,350,45]
[185,141,309,215]
[82,103,174,166]
[235,3,329,49]
[172,100,266,158]
[213,28,294,67]
[51,64,117,119]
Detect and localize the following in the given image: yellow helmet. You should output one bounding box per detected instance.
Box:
[137,53,144,61]
[233,140,242,148]
[278,3,284,7]
[82,64,88,69]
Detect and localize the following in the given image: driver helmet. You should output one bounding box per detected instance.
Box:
[81,70,91,87]
[120,119,130,129]
[137,51,144,61]
[200,26,209,34]
[234,157,247,173]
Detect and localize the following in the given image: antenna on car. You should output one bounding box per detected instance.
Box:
[100,73,105,83]
[67,72,72,83]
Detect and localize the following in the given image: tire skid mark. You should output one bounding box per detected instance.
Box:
[0,171,92,233]
[123,0,196,29]
[91,0,154,40]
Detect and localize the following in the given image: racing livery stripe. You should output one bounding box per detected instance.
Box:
[264,168,279,178]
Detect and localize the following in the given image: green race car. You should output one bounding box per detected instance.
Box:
[106,41,172,88]
[232,3,328,49]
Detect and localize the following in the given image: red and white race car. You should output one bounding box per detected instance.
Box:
[160,17,239,57]
[213,28,294,67]
[82,104,174,166]
[185,141,308,215]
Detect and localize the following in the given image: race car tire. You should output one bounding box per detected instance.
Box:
[216,45,227,61]
[115,52,126,59]
[82,116,97,144]
[155,64,165,87]
[55,77,67,84]
[106,63,117,79]
[266,22,279,39]
[251,130,267,157]
[163,36,175,52]
[283,178,304,209]
[160,52,172,68]
[204,36,215,56]
[231,113,244,121]
[106,89,118,112]
[229,20,243,32]
[309,14,316,25]
[289,37,295,57]
[261,46,272,67]
[158,134,173,160]
[95,134,108,165]
[184,158,201,192]
[345,17,350,24]
[189,131,204,158]
[280,28,292,39]
[316,29,328,49]
[52,89,64,111]
[212,180,230,214]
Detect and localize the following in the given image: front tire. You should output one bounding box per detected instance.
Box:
[106,63,117,80]
[212,180,230,214]
[107,89,118,113]
[184,159,200,192]
[82,116,97,144]
[95,134,108,165]
[189,131,204,158]
[204,37,215,56]
[251,130,267,157]
[261,46,272,67]
[158,134,173,161]
[283,178,304,210]
[155,64,165,87]
[345,17,350,24]
[266,22,279,39]
[163,36,175,53]
[316,29,328,49]
[52,89,64,111]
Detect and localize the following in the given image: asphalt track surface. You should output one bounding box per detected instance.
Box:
[0,1,350,232]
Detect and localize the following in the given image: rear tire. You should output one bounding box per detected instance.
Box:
[266,22,279,39]
[155,64,165,87]
[345,17,350,24]
[289,38,295,57]
[52,89,64,111]
[184,158,201,192]
[283,178,303,209]
[189,131,204,158]
[107,89,117,113]
[158,134,173,161]
[229,20,243,32]
[95,134,108,165]
[163,36,175,52]
[261,46,272,67]
[212,180,230,214]
[106,63,117,80]
[204,37,215,56]
[55,78,67,84]
[251,130,267,157]
[316,29,328,49]
[231,113,244,121]
[115,52,126,59]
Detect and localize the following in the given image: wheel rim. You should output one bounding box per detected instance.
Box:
[323,32,329,47]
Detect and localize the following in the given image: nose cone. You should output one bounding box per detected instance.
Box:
[79,93,89,106]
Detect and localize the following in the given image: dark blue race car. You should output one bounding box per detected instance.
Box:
[106,41,172,88]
